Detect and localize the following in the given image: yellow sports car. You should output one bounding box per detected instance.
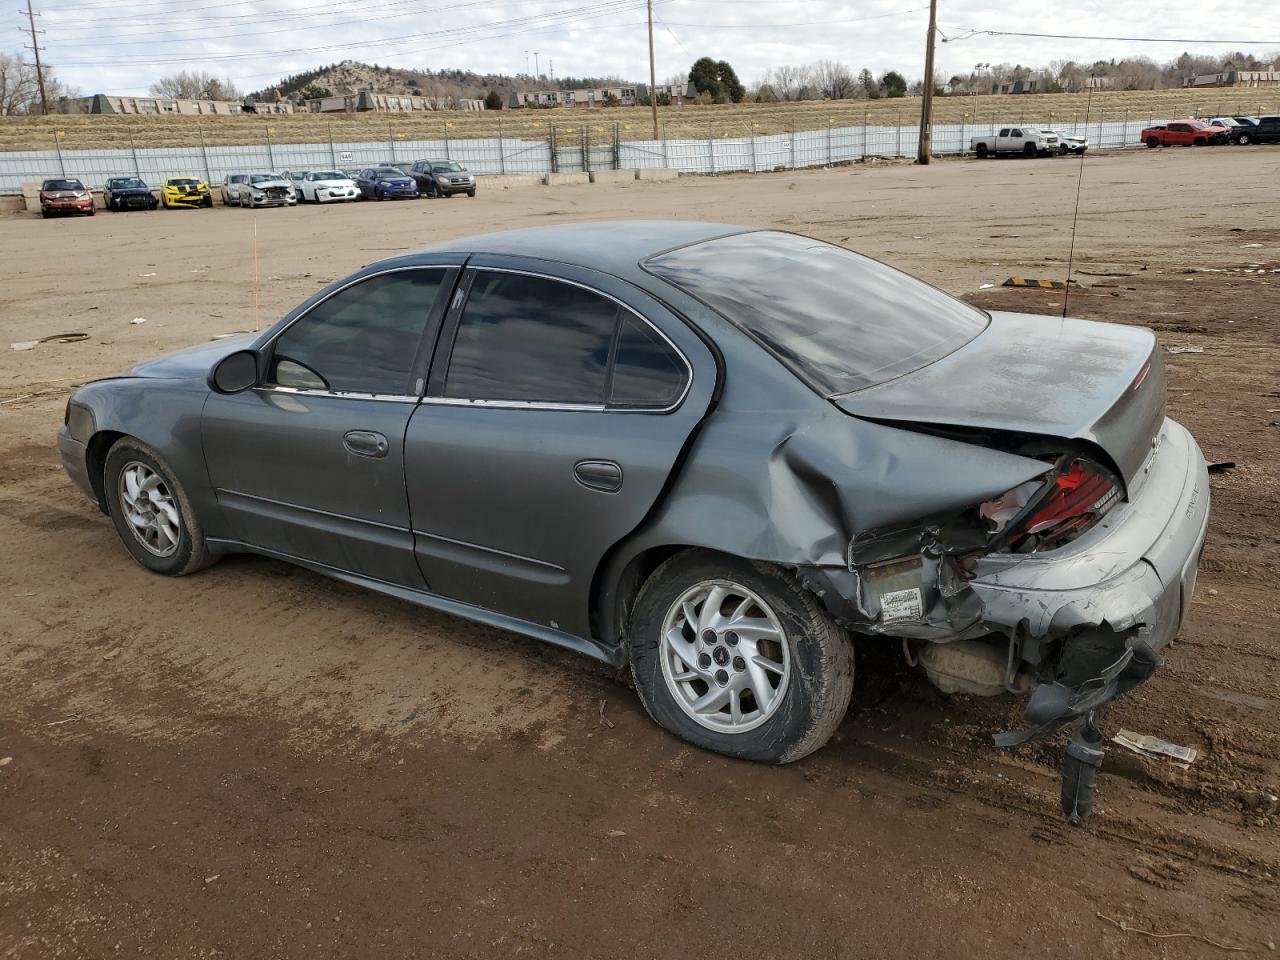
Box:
[159,176,213,208]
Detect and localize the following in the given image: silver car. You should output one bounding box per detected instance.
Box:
[56,222,1208,823]
[235,173,297,208]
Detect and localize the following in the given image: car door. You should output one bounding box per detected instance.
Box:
[403,258,716,640]
[996,128,1011,151]
[357,169,374,198]
[202,264,460,586]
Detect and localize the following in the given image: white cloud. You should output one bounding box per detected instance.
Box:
[29,0,1279,96]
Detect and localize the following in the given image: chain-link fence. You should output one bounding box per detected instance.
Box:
[2,106,1274,194]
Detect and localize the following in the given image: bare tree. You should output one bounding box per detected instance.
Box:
[812,60,856,100]
[0,52,76,114]
[149,70,242,101]
[760,64,813,101]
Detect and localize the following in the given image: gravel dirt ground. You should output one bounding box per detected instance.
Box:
[2,147,1278,958]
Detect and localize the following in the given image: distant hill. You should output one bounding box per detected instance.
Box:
[250,60,631,105]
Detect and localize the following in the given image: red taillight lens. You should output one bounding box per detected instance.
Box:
[1015,460,1120,549]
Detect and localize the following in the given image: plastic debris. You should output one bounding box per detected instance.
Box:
[11,332,88,351]
[1113,729,1198,768]
[979,282,994,289]
[1207,461,1236,474]
[138,272,157,277]
[1166,345,1204,354]
[130,317,147,325]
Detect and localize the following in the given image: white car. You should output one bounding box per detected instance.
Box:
[970,127,1060,158]
[1042,130,1088,154]
[234,173,297,208]
[299,170,359,203]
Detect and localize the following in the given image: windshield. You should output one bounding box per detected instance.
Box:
[432,162,464,173]
[109,177,145,188]
[312,171,345,180]
[43,179,83,191]
[645,231,989,395]
[376,167,405,177]
[169,179,199,186]
[250,174,279,184]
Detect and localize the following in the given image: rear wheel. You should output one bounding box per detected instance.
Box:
[104,438,215,576]
[629,551,854,764]
[975,143,988,158]
[1023,142,1036,157]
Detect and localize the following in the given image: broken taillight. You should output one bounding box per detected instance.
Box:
[982,459,1121,553]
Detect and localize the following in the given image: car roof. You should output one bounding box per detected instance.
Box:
[416,221,751,277]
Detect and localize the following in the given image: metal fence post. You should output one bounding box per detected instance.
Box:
[960,114,966,155]
[550,126,558,173]
[53,131,65,176]
[708,129,715,175]
[198,126,211,183]
[661,120,669,169]
[613,121,620,170]
[265,126,275,170]
[328,123,337,167]
[498,116,506,175]
[388,122,396,163]
[129,131,140,177]
[789,119,796,169]
[897,111,902,156]
[826,120,832,165]
[444,120,452,160]
[749,123,757,172]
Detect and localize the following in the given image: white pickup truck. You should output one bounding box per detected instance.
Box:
[970,127,1060,158]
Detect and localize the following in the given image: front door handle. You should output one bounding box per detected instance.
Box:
[574,459,622,493]
[344,430,389,459]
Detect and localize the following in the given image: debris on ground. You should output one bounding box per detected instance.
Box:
[1003,277,1080,290]
[130,317,147,325]
[1207,461,1236,474]
[979,282,994,289]
[0,757,11,767]
[1113,729,1198,768]
[598,699,614,729]
[101,647,122,661]
[1095,912,1249,952]
[1166,345,1204,354]
[11,332,89,351]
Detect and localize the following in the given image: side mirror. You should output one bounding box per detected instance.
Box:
[209,349,259,394]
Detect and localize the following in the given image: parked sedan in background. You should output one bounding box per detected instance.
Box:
[160,177,214,208]
[237,173,297,208]
[39,178,95,217]
[299,170,359,203]
[409,159,477,198]
[56,221,1208,824]
[104,176,157,211]
[1042,130,1087,154]
[355,166,419,200]
[280,170,309,202]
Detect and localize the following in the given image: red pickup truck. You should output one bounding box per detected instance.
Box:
[1141,119,1225,147]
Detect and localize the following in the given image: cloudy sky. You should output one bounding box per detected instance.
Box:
[22,0,1280,96]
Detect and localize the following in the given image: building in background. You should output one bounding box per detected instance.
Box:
[53,94,293,115]
[1185,70,1280,88]
[305,92,485,113]
[990,79,1041,95]
[508,82,695,109]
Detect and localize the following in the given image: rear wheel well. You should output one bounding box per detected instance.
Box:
[596,544,697,652]
[85,430,125,513]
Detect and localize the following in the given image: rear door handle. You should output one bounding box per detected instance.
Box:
[344,430,389,459]
[574,459,622,493]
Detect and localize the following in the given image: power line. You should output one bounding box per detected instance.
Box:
[942,28,1280,45]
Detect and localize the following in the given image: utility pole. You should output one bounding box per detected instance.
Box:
[647,0,659,139]
[916,0,937,165]
[22,0,49,115]
[534,51,540,82]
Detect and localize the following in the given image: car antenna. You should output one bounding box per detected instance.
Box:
[1061,77,1095,319]
[253,217,261,332]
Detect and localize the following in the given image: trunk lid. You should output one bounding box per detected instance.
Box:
[834,311,1165,486]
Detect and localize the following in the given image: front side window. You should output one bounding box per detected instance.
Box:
[270,269,447,395]
[645,231,988,396]
[445,272,618,404]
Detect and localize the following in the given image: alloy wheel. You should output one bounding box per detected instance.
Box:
[659,580,791,734]
[118,461,181,557]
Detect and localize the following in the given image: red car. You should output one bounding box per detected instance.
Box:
[1141,120,1223,148]
[39,178,95,218]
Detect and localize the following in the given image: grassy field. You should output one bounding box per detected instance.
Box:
[4,88,1279,151]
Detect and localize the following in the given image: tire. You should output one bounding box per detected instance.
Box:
[975,143,988,159]
[103,438,215,577]
[629,550,854,764]
[1194,137,1206,146]
[1238,133,1251,145]
[87,207,95,216]
[1023,142,1036,158]
[1146,136,1160,148]
[467,189,476,198]
[203,196,213,208]
[41,210,49,219]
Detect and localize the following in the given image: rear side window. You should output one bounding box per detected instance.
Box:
[270,269,446,395]
[609,314,687,408]
[445,272,618,404]
[645,231,988,396]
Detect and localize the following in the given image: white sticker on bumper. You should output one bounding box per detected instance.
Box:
[881,587,924,623]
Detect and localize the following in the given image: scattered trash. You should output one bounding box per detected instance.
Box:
[11,332,88,352]
[606,830,626,838]
[138,272,157,277]
[0,757,11,767]
[129,317,147,325]
[101,647,122,661]
[1166,345,1204,354]
[1206,461,1236,474]
[979,282,994,289]
[1113,729,1198,768]
[1003,277,1080,290]
[1241,243,1263,248]
[204,874,220,885]
[598,698,614,729]
[45,716,81,727]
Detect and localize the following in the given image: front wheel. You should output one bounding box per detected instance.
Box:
[104,438,215,576]
[1146,136,1160,148]
[1238,133,1252,145]
[975,143,988,159]
[467,189,476,198]
[629,551,854,764]
[1023,142,1036,157]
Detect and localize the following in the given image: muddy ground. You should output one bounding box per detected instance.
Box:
[1,147,1278,958]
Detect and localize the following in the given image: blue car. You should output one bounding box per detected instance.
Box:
[355,166,419,200]
[104,175,158,211]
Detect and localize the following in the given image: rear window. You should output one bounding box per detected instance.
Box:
[644,231,988,395]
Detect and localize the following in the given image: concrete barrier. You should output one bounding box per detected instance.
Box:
[588,170,638,185]
[483,174,545,191]
[635,167,680,182]
[542,172,591,186]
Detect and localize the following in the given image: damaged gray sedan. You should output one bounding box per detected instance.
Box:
[57,222,1208,822]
